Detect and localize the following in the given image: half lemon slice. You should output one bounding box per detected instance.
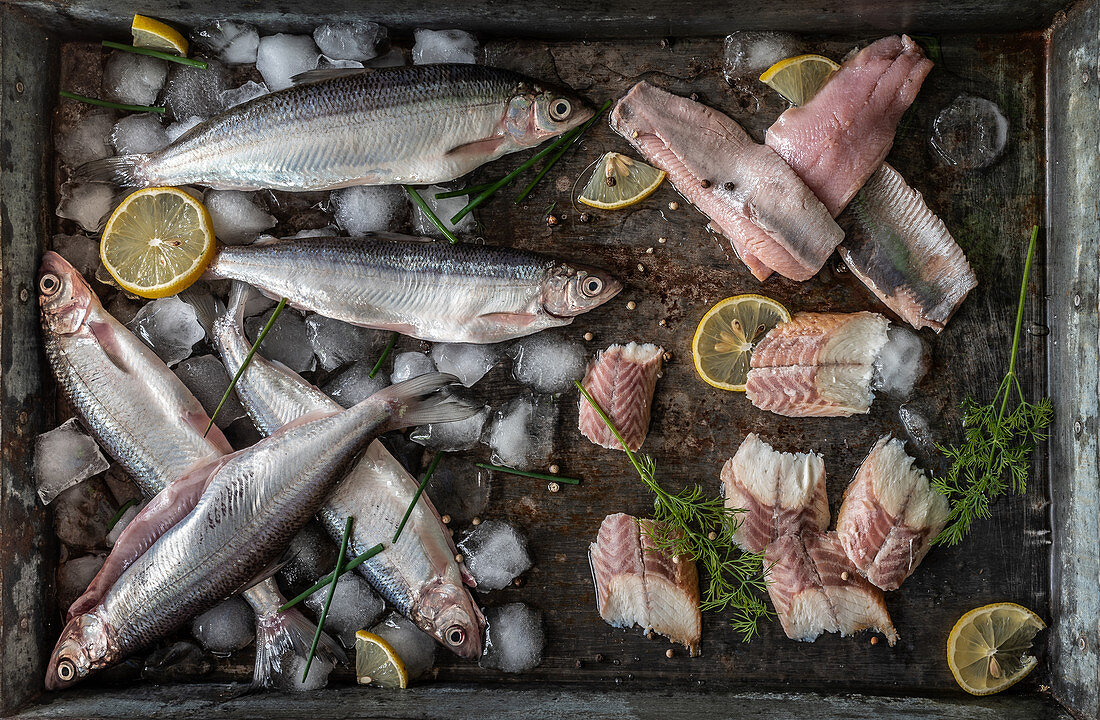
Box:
[578,152,666,210]
[692,294,791,391]
[355,630,409,689]
[759,54,840,106]
[947,602,1045,696]
[131,14,189,56]
[100,187,216,299]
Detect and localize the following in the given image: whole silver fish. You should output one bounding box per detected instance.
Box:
[38,252,339,689]
[200,283,484,659]
[75,64,593,191]
[206,233,622,343]
[46,371,475,689]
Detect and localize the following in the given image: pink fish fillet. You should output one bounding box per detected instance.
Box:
[766,35,934,217]
[610,81,843,281]
[578,342,662,452]
[721,433,829,553]
[746,312,888,417]
[589,513,701,655]
[765,530,898,645]
[836,436,949,590]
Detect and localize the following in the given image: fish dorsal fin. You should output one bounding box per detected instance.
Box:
[250,234,282,246]
[291,67,374,85]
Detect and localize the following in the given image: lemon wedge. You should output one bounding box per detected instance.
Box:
[692,294,791,391]
[100,187,215,299]
[759,54,840,106]
[355,630,409,689]
[578,152,666,210]
[131,14,189,56]
[947,602,1045,696]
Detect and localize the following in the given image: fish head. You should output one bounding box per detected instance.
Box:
[505,82,594,147]
[417,578,485,660]
[542,263,623,318]
[39,251,94,336]
[45,612,115,690]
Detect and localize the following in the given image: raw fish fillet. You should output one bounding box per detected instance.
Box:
[838,163,977,332]
[836,436,949,590]
[746,312,888,417]
[721,433,829,553]
[765,530,898,645]
[766,35,933,217]
[588,513,701,655]
[610,81,843,281]
[578,342,663,452]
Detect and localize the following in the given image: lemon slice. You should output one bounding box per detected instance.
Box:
[692,294,791,391]
[578,152,666,210]
[759,54,840,106]
[100,187,215,299]
[131,14,189,56]
[355,630,409,689]
[947,602,1045,696]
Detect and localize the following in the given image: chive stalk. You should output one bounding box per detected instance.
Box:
[403,185,460,244]
[475,463,581,485]
[106,498,140,533]
[368,332,399,379]
[433,182,496,200]
[393,453,443,543]
[278,543,385,612]
[60,90,165,114]
[102,41,208,68]
[302,516,353,681]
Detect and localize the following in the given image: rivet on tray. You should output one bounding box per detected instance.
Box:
[1083,70,1091,85]
[19,287,29,303]
[15,81,24,94]
[1078,636,1087,650]
[1074,420,1083,435]
[1074,293,1082,308]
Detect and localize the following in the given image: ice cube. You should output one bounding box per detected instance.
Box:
[411,405,489,452]
[930,95,1009,170]
[480,603,544,673]
[245,307,316,374]
[165,115,203,143]
[52,478,116,552]
[106,501,144,546]
[313,22,387,61]
[430,343,499,387]
[390,351,436,384]
[329,185,408,236]
[191,20,260,65]
[282,654,334,691]
[256,34,320,92]
[51,234,101,279]
[510,334,587,394]
[162,57,230,120]
[321,360,390,409]
[722,31,800,81]
[305,572,386,648]
[173,354,247,428]
[221,81,269,108]
[190,597,255,655]
[110,113,169,155]
[425,455,491,525]
[57,554,106,613]
[370,613,436,680]
[412,29,478,65]
[277,523,337,596]
[411,185,475,239]
[103,51,167,107]
[129,295,206,367]
[365,47,407,68]
[243,292,278,318]
[872,326,929,399]
[457,519,532,591]
[35,419,109,504]
[305,314,382,371]
[203,189,277,245]
[57,110,116,167]
[56,182,117,233]
[488,396,556,470]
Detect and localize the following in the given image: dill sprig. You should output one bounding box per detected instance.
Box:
[931,225,1053,546]
[575,381,771,641]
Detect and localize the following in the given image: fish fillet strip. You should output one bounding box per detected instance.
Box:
[836,436,949,590]
[578,342,663,452]
[589,513,701,655]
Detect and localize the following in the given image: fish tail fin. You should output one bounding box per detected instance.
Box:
[72,154,150,186]
[226,280,255,326]
[375,372,479,430]
[252,604,346,689]
[178,285,224,339]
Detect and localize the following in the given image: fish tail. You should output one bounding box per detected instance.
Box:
[375,372,480,430]
[252,604,346,689]
[178,285,224,339]
[225,280,255,326]
[72,154,151,186]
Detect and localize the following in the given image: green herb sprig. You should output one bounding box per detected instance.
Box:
[931,225,1053,546]
[278,542,384,612]
[102,40,208,68]
[393,452,442,543]
[476,463,581,485]
[403,185,460,244]
[60,90,165,114]
[302,516,352,681]
[368,332,398,379]
[106,498,140,533]
[575,381,770,641]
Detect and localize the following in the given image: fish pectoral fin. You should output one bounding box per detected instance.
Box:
[89,320,133,374]
[228,551,294,598]
[290,67,374,85]
[479,311,539,327]
[445,135,508,159]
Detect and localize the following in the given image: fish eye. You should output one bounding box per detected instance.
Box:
[582,276,604,296]
[57,660,75,682]
[40,273,60,296]
[445,625,466,646]
[549,98,572,121]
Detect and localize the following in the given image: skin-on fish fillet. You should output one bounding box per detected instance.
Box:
[765,531,898,645]
[765,35,934,217]
[836,436,949,591]
[588,513,701,655]
[610,81,843,281]
[838,163,978,332]
[746,312,888,417]
[578,342,663,452]
[721,433,829,553]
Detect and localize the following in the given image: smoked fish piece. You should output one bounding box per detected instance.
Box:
[578,342,663,452]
